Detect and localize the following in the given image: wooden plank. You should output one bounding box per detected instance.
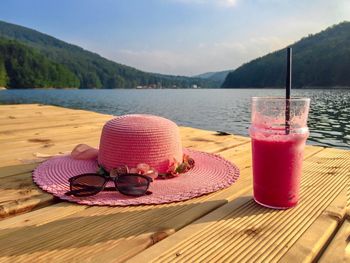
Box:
[127,147,349,263]
[0,203,88,235]
[0,144,328,261]
[347,177,350,216]
[0,117,113,133]
[279,189,346,262]
[0,104,56,112]
[0,123,104,141]
[0,193,248,262]
[319,217,350,263]
[0,163,39,178]
[0,104,95,114]
[0,193,53,219]
[0,114,110,127]
[0,112,111,125]
[0,103,341,262]
[0,110,100,119]
[0,142,255,261]
[0,107,111,134]
[0,126,102,144]
[0,171,54,218]
[0,139,100,162]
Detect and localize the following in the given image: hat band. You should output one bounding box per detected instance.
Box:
[97,153,195,180]
[71,144,195,179]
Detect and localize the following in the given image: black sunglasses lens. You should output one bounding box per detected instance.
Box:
[70,174,105,196]
[116,174,149,196]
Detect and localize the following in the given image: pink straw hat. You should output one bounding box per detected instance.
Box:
[33,114,240,206]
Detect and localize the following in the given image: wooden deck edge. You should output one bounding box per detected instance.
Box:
[0,163,40,178]
[0,193,58,220]
[279,189,347,263]
[0,103,45,107]
[319,216,350,262]
[0,203,89,237]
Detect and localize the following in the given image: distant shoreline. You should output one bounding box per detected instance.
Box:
[222,86,350,89]
[1,86,350,90]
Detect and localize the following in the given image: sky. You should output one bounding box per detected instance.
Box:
[1,0,350,76]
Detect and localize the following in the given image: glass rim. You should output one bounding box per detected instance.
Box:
[252,96,310,102]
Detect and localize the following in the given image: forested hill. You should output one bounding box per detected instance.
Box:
[194,70,232,85]
[0,38,79,88]
[222,22,350,88]
[0,20,217,89]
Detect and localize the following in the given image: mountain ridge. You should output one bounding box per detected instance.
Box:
[222,21,350,89]
[0,20,218,89]
[194,69,232,84]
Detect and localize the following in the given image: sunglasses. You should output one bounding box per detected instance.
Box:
[65,173,153,197]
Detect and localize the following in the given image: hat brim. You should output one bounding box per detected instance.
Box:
[33,149,240,206]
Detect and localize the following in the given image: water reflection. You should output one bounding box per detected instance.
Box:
[303,89,350,148]
[0,88,349,149]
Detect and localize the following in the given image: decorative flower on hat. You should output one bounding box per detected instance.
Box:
[159,154,195,179]
[97,154,194,180]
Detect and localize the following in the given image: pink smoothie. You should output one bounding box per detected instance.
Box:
[251,132,308,209]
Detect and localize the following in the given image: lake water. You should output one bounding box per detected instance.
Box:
[1,89,349,149]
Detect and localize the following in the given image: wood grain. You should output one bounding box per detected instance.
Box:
[0,104,347,263]
[319,217,350,263]
[127,147,350,263]
[347,176,350,216]
[0,139,256,262]
[0,171,54,218]
[0,143,330,262]
[279,189,346,262]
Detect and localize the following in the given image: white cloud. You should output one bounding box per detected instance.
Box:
[69,0,350,76]
[172,0,239,8]
[225,0,239,6]
[106,35,292,76]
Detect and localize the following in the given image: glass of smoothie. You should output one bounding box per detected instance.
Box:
[249,97,310,209]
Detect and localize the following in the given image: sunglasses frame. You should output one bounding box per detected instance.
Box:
[66,172,153,197]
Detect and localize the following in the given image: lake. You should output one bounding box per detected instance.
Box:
[1,89,349,149]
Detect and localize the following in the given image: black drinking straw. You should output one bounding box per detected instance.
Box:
[285,47,292,134]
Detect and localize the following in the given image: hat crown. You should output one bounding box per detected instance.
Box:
[98,114,183,173]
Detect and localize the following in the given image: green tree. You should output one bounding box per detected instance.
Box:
[0,58,8,87]
[0,38,79,88]
[81,72,102,89]
[107,75,125,89]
